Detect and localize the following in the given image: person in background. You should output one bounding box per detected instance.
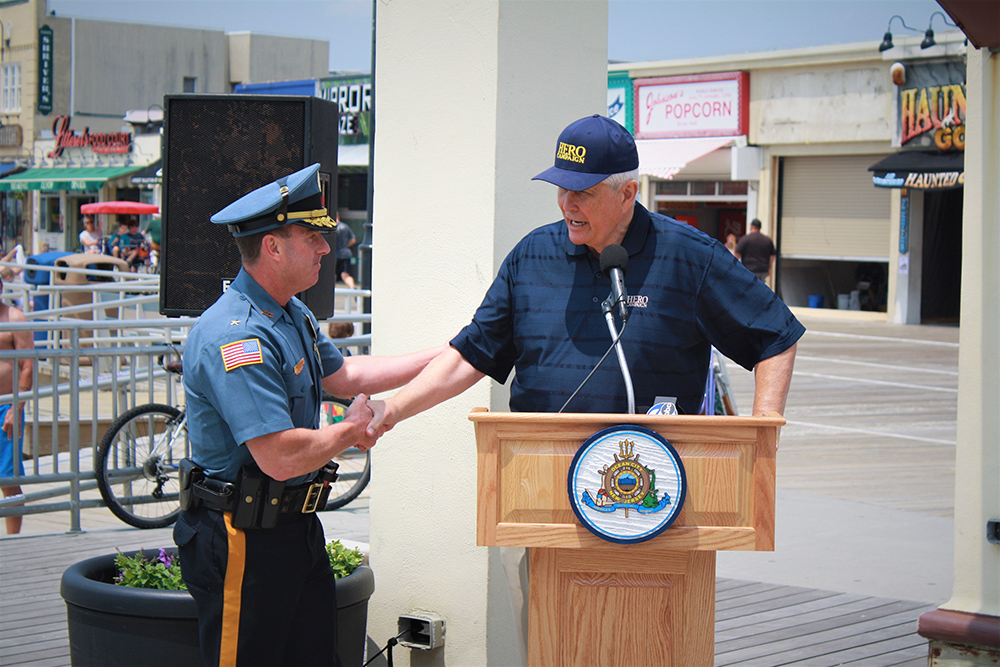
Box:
[109,220,132,259]
[0,243,26,309]
[335,214,357,289]
[734,218,776,283]
[122,218,149,270]
[725,233,738,255]
[146,213,163,270]
[79,216,102,254]
[0,276,32,534]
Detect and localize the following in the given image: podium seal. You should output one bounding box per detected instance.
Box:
[567,424,687,544]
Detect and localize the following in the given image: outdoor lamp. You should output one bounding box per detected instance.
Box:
[879,15,920,52]
[921,11,958,49]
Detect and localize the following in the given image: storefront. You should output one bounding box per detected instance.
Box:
[612,34,968,320]
[625,72,756,245]
[869,59,966,324]
[0,114,159,254]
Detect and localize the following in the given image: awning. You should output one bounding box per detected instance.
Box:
[868,150,964,190]
[0,166,143,192]
[635,136,736,180]
[129,160,161,186]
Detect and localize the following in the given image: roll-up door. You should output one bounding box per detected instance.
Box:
[780,155,892,259]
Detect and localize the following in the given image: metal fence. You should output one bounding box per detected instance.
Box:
[0,260,370,532]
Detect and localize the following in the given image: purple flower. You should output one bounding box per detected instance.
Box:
[157,548,173,568]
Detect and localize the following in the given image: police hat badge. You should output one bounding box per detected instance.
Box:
[567,424,687,544]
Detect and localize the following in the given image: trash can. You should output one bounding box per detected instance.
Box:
[808,294,825,308]
[52,253,130,356]
[25,251,73,343]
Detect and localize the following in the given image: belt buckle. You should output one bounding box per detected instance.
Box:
[301,483,324,513]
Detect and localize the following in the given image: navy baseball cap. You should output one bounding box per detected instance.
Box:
[532,115,639,191]
[210,163,336,238]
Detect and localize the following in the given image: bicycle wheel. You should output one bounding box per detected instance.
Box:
[96,403,188,529]
[320,396,372,510]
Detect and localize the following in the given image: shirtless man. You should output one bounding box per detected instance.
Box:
[0,277,32,534]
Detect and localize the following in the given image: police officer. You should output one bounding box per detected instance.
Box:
[174,163,444,666]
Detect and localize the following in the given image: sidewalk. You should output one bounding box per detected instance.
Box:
[0,309,958,666]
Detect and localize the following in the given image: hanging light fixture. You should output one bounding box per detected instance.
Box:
[878,15,921,52]
[921,11,959,49]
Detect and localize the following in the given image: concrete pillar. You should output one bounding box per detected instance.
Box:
[368,2,608,665]
[918,47,1000,664]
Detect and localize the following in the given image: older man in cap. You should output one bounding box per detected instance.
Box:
[366,116,803,658]
[175,163,444,667]
[370,115,801,426]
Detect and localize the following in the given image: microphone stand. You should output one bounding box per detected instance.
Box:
[601,295,635,414]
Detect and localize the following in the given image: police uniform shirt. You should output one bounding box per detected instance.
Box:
[450,202,805,415]
[184,268,343,483]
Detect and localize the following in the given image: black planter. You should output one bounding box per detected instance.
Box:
[61,548,375,666]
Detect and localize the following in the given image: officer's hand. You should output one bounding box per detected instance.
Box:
[344,394,380,451]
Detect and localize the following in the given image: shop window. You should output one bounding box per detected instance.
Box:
[690,182,716,196]
[41,197,62,233]
[720,181,748,196]
[0,194,24,241]
[0,63,20,113]
[656,180,687,195]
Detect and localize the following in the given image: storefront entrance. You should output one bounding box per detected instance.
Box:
[920,188,963,324]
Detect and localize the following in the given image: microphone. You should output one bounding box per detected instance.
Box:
[600,244,629,324]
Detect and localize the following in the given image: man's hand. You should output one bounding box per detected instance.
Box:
[365,398,391,440]
[2,409,13,440]
[341,394,379,452]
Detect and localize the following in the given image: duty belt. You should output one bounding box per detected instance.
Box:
[191,478,330,515]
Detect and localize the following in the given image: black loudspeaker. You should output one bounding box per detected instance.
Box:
[160,94,339,318]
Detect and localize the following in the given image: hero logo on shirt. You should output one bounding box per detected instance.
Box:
[626,295,649,309]
[220,339,263,372]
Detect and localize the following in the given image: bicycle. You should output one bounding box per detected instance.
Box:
[95,357,371,529]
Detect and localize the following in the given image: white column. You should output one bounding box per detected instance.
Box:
[369,2,608,665]
[948,47,1000,618]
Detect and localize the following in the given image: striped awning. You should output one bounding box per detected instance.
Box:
[0,166,142,192]
[635,136,736,180]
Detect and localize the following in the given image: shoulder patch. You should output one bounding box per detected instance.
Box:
[220,338,264,372]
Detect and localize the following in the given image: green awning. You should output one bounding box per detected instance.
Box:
[0,166,142,192]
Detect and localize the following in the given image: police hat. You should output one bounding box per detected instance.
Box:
[532,115,638,192]
[210,163,336,238]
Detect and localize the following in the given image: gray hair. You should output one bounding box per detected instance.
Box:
[603,169,639,200]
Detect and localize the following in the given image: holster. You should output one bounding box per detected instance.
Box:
[178,458,204,511]
[232,464,286,530]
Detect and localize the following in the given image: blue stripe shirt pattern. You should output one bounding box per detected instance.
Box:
[451,203,805,415]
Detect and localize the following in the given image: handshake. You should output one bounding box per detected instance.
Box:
[334,394,394,453]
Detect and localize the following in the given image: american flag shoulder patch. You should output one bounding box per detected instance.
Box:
[220,338,264,372]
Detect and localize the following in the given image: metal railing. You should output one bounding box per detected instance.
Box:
[0,260,371,532]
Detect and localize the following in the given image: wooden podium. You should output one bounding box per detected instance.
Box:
[471,409,782,667]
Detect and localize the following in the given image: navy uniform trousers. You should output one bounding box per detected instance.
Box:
[174,505,342,667]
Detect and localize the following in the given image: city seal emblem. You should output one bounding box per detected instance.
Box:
[567,424,687,544]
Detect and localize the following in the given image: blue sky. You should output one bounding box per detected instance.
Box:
[47,0,949,72]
